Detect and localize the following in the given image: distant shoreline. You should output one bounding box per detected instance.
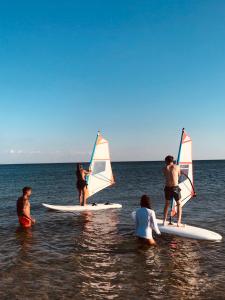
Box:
[0,159,224,166]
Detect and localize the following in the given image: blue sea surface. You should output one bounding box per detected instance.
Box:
[0,161,225,299]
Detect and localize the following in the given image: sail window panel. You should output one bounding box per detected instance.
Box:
[179,165,189,183]
[92,160,106,175]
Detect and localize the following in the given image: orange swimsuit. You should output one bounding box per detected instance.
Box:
[18,215,32,228]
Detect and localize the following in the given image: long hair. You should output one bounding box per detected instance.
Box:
[76,163,82,177]
[140,195,151,209]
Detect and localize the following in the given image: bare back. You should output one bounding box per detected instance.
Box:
[163,164,180,187]
[17,196,31,218]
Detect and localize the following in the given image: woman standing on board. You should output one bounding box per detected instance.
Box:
[76,163,91,206]
[133,195,161,245]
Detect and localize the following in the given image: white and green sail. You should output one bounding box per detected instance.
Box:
[87,132,115,198]
[171,128,196,217]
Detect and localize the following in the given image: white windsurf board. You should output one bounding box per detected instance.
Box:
[42,203,122,212]
[157,219,222,241]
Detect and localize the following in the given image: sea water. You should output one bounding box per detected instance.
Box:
[0,161,224,299]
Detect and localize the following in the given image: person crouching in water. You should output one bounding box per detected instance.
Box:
[133,195,161,246]
[76,163,91,206]
[17,187,36,228]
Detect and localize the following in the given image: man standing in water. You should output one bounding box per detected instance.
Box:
[163,155,182,227]
[17,187,36,228]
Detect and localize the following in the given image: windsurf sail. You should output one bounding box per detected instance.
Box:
[86,131,115,198]
[171,128,196,217]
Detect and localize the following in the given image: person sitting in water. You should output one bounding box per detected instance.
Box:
[17,187,35,228]
[76,163,91,206]
[132,195,161,246]
[163,155,182,227]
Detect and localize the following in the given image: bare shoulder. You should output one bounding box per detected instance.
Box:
[175,165,181,171]
[173,164,179,170]
[23,199,30,207]
[173,165,181,175]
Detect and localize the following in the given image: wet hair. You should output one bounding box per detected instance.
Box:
[165,155,174,164]
[22,186,32,195]
[140,195,151,209]
[76,163,83,177]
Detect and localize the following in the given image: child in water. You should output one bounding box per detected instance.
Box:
[132,195,161,245]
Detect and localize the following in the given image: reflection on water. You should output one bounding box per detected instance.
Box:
[0,161,225,299]
[15,227,34,253]
[74,211,121,299]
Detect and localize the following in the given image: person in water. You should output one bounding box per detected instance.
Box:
[163,155,182,227]
[133,195,161,245]
[76,163,91,206]
[17,187,36,228]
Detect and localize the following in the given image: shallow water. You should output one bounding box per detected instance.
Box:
[0,161,225,299]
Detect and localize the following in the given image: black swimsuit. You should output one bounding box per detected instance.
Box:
[76,171,87,190]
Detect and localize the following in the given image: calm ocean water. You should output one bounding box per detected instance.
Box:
[0,161,225,299]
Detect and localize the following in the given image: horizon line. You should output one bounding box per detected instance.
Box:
[0,158,224,166]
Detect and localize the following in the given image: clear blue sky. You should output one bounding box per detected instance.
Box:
[0,0,224,163]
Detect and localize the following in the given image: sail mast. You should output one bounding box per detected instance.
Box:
[177,128,185,164]
[87,131,100,185]
[169,128,184,223]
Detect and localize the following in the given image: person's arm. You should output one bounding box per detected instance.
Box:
[84,170,91,175]
[150,211,161,235]
[22,200,30,219]
[23,200,35,224]
[131,211,136,222]
[177,165,181,177]
[131,211,138,230]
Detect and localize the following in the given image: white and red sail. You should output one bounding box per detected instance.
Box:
[171,128,196,217]
[86,132,115,198]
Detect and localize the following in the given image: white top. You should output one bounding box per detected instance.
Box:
[132,208,161,239]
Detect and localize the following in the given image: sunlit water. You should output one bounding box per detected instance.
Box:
[0,161,225,299]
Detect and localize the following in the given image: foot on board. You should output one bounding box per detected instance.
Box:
[177,223,186,228]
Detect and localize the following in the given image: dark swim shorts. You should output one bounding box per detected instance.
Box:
[164,186,181,202]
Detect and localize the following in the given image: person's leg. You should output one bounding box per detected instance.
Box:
[177,201,183,227]
[146,238,156,246]
[82,187,87,206]
[79,190,83,205]
[163,200,170,225]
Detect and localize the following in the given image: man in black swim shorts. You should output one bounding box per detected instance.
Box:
[163,155,183,227]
